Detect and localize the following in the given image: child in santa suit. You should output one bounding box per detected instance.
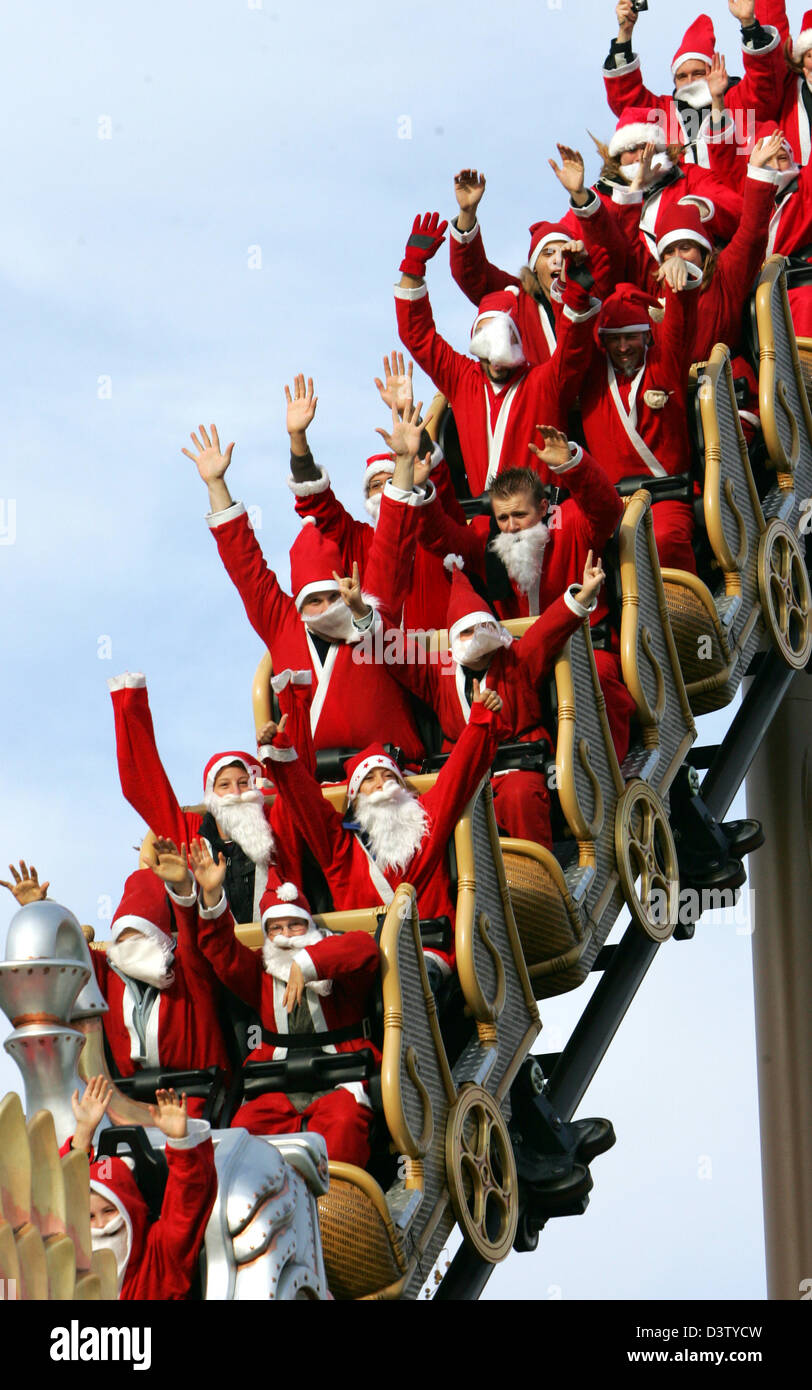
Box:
[109,671,305,923]
[257,683,505,991]
[65,1076,217,1301]
[189,846,379,1168]
[183,422,425,765]
[579,266,703,575]
[394,211,600,497]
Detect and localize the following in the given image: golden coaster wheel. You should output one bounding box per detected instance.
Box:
[757,518,812,669]
[445,1085,518,1263]
[615,780,680,943]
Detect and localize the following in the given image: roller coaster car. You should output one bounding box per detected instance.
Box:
[0,1091,118,1300]
[753,255,812,535]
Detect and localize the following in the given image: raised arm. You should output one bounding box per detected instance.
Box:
[286,374,369,565]
[449,169,522,306]
[529,430,623,556]
[517,554,605,687]
[422,690,502,846]
[395,212,473,404]
[188,840,265,1006]
[726,0,786,122]
[603,0,660,118]
[144,1093,218,1300]
[108,674,191,849]
[257,717,354,873]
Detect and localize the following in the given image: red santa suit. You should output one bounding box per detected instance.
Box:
[395,276,600,496]
[260,703,502,974]
[602,12,785,166]
[195,881,379,1166]
[289,443,465,631]
[208,503,424,763]
[580,276,703,575]
[82,1122,216,1300]
[413,443,636,763]
[108,673,304,921]
[91,870,231,1117]
[759,149,812,336]
[753,3,812,166]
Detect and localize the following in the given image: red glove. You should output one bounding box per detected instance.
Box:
[400,212,448,278]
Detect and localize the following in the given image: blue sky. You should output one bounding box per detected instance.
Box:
[0,0,770,1298]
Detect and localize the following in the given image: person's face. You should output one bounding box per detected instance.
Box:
[619,142,648,167]
[534,240,567,295]
[358,767,401,796]
[300,589,340,617]
[492,488,547,533]
[673,59,711,90]
[212,765,252,797]
[454,625,491,670]
[767,146,793,172]
[90,1192,120,1230]
[661,239,706,269]
[605,331,649,375]
[804,49,812,76]
[264,915,309,940]
[366,470,392,499]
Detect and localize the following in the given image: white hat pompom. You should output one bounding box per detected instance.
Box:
[275,882,299,902]
[443,553,465,572]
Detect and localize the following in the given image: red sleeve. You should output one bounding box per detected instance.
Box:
[716,169,778,292]
[726,25,786,122]
[300,930,379,984]
[421,702,500,847]
[449,222,522,307]
[432,458,468,527]
[571,194,652,294]
[652,277,701,394]
[210,507,297,650]
[363,487,423,620]
[395,286,473,404]
[555,449,624,555]
[417,495,488,583]
[145,1136,217,1299]
[603,63,664,120]
[195,900,264,1010]
[292,475,370,573]
[515,593,587,687]
[542,281,601,410]
[109,679,191,847]
[259,734,353,874]
[755,0,789,44]
[171,895,221,992]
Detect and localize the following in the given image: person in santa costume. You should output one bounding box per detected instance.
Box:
[743,124,812,335]
[183,422,425,765]
[604,2,785,166]
[447,172,618,368]
[751,2,812,166]
[394,211,600,497]
[63,1075,216,1300]
[284,368,464,631]
[579,262,704,576]
[256,683,505,990]
[553,135,784,437]
[189,845,379,1167]
[1,857,232,1115]
[109,672,305,924]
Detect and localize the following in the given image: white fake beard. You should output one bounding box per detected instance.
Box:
[354,780,429,875]
[676,78,712,110]
[622,152,673,186]
[364,492,382,525]
[470,317,526,370]
[108,934,176,990]
[488,521,549,594]
[205,788,274,866]
[772,164,800,195]
[451,622,513,667]
[91,1212,131,1294]
[302,598,356,642]
[261,923,332,996]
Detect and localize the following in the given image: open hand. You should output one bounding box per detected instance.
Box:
[282,961,306,1013]
[373,352,414,413]
[750,130,786,168]
[285,375,318,436]
[375,400,424,461]
[151,838,193,893]
[708,52,729,101]
[148,1088,188,1140]
[728,0,755,27]
[629,141,656,190]
[453,169,487,216]
[182,424,234,484]
[0,860,50,906]
[529,424,570,469]
[188,837,227,899]
[549,145,585,198]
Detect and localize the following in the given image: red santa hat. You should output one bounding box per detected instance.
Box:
[289,517,345,610]
[671,14,715,75]
[444,555,500,646]
[89,1153,150,1294]
[259,880,316,933]
[597,283,661,337]
[471,286,522,340]
[111,869,175,947]
[363,452,395,495]
[345,744,406,803]
[203,751,261,796]
[608,106,669,159]
[527,221,570,273]
[655,199,713,258]
[793,12,812,62]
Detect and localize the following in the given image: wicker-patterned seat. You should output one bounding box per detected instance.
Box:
[754,256,812,531]
[317,1169,407,1300]
[500,841,591,999]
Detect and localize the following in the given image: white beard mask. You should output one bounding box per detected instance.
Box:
[771,164,800,196]
[470,316,526,370]
[261,921,333,995]
[90,1211,131,1294]
[488,521,549,594]
[676,78,712,110]
[302,598,357,643]
[364,492,382,525]
[204,788,274,866]
[354,779,430,875]
[108,933,175,990]
[622,152,673,186]
[451,621,513,667]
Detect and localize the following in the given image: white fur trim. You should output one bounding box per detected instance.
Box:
[294,578,340,610]
[287,469,330,498]
[611,186,644,206]
[443,553,464,571]
[449,610,502,646]
[262,903,314,929]
[294,948,318,983]
[110,914,174,947]
[394,283,428,300]
[671,51,713,76]
[609,122,667,158]
[746,25,779,56]
[547,442,583,474]
[205,754,257,796]
[206,500,246,528]
[657,226,712,257]
[679,195,713,223]
[562,297,601,324]
[165,1118,212,1151]
[564,583,597,618]
[198,891,229,920]
[572,191,600,219]
[382,480,428,505]
[107,671,146,693]
[793,28,812,62]
[259,743,298,763]
[748,164,783,186]
[449,219,480,245]
[347,754,404,803]
[165,885,197,907]
[603,53,641,78]
[270,668,313,694]
[363,458,394,491]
